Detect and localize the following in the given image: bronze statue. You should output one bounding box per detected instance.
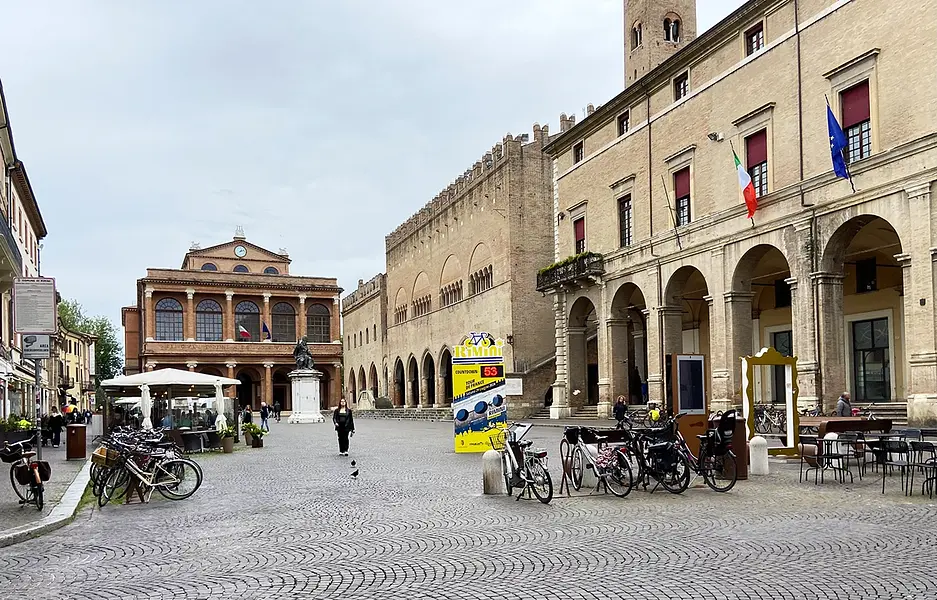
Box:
[293,336,315,370]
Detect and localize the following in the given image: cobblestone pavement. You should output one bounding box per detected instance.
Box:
[0,442,88,531]
[1,421,937,599]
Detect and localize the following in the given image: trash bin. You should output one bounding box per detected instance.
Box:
[66,424,87,460]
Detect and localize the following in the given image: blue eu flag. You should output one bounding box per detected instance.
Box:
[827,104,850,181]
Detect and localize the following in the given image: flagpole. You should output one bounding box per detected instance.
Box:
[826,94,857,193]
[660,174,683,251]
[729,140,756,228]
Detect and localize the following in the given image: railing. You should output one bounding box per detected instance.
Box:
[0,214,22,274]
[536,252,605,292]
[81,379,96,392]
[58,376,75,389]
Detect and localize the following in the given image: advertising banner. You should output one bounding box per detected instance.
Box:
[452,332,508,453]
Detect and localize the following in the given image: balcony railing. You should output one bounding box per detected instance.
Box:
[58,376,75,389]
[536,252,605,292]
[81,379,96,392]
[0,215,22,275]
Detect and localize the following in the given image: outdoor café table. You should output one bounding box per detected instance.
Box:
[798,417,892,438]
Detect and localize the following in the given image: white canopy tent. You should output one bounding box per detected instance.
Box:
[101,368,240,431]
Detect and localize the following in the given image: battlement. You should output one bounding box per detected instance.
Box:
[341,273,385,314]
[384,122,553,253]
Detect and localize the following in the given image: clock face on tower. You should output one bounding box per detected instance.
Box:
[234,245,247,258]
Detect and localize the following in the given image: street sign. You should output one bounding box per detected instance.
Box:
[13,277,57,334]
[22,334,51,359]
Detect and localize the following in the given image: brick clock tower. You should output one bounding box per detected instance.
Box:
[624,0,697,87]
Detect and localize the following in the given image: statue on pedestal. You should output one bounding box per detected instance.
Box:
[293,336,315,370]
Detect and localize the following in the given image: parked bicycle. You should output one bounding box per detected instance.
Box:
[619,414,691,494]
[754,404,786,434]
[564,426,633,498]
[1,434,50,511]
[488,422,553,504]
[672,411,739,492]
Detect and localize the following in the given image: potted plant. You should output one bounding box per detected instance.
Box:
[0,415,33,444]
[220,427,236,453]
[241,423,266,448]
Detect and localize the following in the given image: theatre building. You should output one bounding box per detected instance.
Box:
[122,229,343,411]
[539,0,937,424]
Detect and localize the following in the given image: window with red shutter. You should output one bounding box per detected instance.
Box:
[746,129,768,197]
[673,167,691,226]
[573,218,585,254]
[841,80,871,163]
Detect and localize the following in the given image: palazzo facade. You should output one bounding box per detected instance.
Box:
[122,229,343,411]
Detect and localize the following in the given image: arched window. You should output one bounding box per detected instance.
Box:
[235,301,260,341]
[201,263,217,271]
[155,298,183,341]
[306,304,331,343]
[669,19,680,42]
[271,302,295,342]
[664,18,671,40]
[233,265,249,273]
[631,22,642,49]
[366,328,369,344]
[195,299,223,341]
[264,266,279,274]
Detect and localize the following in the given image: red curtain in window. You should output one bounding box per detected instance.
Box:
[746,129,767,168]
[841,80,870,128]
[674,167,690,198]
[573,218,585,242]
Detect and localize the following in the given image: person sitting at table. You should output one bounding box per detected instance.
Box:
[835,392,852,417]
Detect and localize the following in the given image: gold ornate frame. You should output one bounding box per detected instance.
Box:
[741,347,800,457]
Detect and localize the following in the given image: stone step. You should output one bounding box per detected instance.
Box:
[338,408,452,422]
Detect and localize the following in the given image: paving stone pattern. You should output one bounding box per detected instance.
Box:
[1,421,936,599]
[0,443,87,531]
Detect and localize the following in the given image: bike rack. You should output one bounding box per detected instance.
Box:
[559,438,574,497]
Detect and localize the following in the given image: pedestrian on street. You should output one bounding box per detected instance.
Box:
[332,398,355,456]
[613,395,628,429]
[835,392,852,417]
[260,402,270,431]
[242,405,253,425]
[48,406,65,448]
[273,400,281,422]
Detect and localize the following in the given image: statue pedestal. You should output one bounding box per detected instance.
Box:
[287,369,326,424]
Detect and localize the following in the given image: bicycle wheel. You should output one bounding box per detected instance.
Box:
[527,462,553,504]
[155,459,202,500]
[604,451,633,498]
[754,415,769,434]
[703,451,738,492]
[33,483,44,511]
[620,446,644,488]
[778,413,787,435]
[658,452,691,494]
[501,452,512,497]
[10,464,28,501]
[570,447,585,491]
[100,467,131,507]
[92,466,111,499]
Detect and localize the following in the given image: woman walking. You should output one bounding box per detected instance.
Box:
[332,398,355,456]
[48,406,65,448]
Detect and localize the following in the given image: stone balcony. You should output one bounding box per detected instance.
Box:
[536,252,605,292]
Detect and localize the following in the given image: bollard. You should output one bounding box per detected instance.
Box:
[482,450,504,495]
[749,436,769,475]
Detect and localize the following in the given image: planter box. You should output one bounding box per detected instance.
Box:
[251,437,264,448]
[0,430,33,445]
[221,437,235,453]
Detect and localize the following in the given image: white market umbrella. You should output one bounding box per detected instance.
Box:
[140,384,153,430]
[213,383,228,432]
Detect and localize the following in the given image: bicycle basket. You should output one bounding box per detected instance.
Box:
[0,447,22,464]
[91,447,119,468]
[35,461,51,482]
[13,464,32,486]
[488,429,507,451]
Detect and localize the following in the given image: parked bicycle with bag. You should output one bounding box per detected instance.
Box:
[488,422,553,504]
[1,434,50,511]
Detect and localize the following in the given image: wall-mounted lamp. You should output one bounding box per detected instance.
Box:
[707,132,724,142]
[558,211,566,220]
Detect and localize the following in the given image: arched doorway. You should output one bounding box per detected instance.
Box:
[663,266,711,410]
[368,363,378,399]
[821,216,904,409]
[319,368,331,410]
[730,244,792,407]
[422,352,436,406]
[236,370,258,411]
[568,296,599,408]
[439,348,453,405]
[272,369,292,411]
[357,366,366,404]
[347,370,357,405]
[609,282,649,405]
[407,355,419,407]
[393,358,405,407]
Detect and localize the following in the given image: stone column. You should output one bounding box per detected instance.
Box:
[550,293,571,418]
[633,328,647,398]
[263,361,273,407]
[331,298,340,343]
[420,375,430,408]
[644,307,664,406]
[813,272,846,413]
[405,371,415,407]
[225,290,235,343]
[436,369,449,406]
[185,288,196,341]
[144,287,155,341]
[226,362,237,399]
[658,305,684,411]
[262,293,272,342]
[332,363,343,408]
[788,218,821,408]
[721,291,755,410]
[607,318,631,403]
[298,295,307,338]
[186,361,197,372]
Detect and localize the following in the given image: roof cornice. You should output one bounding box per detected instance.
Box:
[11,161,47,238]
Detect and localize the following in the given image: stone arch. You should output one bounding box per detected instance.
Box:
[393,357,405,407]
[272,367,293,411]
[368,363,379,399]
[440,255,465,306]
[235,366,262,410]
[662,265,711,408]
[609,281,650,404]
[357,366,367,403]
[421,350,436,406]
[412,272,432,317]
[347,369,357,404]
[663,12,681,42]
[567,295,600,408]
[818,214,905,406]
[407,354,420,407]
[438,346,453,405]
[468,242,492,275]
[468,242,493,295]
[393,287,410,323]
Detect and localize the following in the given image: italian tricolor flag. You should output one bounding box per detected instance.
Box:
[734,149,758,219]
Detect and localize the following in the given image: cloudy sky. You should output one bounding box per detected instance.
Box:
[0,0,742,325]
